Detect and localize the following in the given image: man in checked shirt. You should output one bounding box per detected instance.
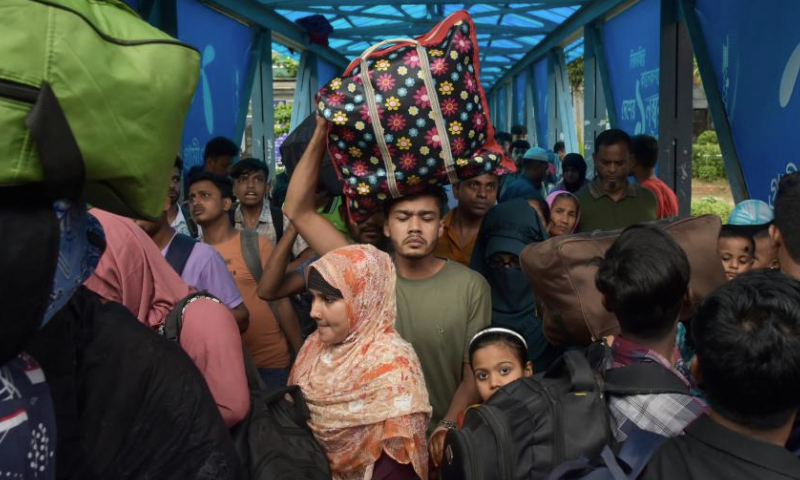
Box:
[595,225,706,441]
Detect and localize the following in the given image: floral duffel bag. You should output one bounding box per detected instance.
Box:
[317,10,514,219]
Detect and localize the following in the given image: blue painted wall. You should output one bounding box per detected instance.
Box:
[696,0,800,206]
[602,0,661,138]
[177,0,253,170]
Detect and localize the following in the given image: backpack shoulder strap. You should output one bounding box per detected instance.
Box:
[164,234,197,276]
[269,205,284,242]
[613,427,669,479]
[240,230,263,282]
[162,292,219,343]
[228,206,237,227]
[180,204,199,238]
[603,362,691,396]
[545,428,668,480]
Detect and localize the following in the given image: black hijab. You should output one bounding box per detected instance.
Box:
[562,153,588,193]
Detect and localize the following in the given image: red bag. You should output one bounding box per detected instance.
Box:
[316,11,514,219]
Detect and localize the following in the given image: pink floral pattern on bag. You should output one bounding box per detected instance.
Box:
[317,13,512,221]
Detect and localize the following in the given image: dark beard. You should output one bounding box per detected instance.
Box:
[601,178,622,193]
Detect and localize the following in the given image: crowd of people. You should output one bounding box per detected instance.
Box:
[4,111,800,480]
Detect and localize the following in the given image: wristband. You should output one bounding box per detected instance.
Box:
[438,419,457,430]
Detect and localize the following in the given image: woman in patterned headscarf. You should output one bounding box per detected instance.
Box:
[290,245,431,480]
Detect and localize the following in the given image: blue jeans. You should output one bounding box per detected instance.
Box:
[258,367,290,390]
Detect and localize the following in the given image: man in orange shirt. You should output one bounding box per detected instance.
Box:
[188,172,301,389]
[433,173,499,266]
[631,134,679,219]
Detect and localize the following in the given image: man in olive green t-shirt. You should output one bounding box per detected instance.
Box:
[383,188,491,467]
[576,129,657,232]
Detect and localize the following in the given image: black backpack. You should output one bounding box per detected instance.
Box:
[162,293,332,480]
[440,344,689,480]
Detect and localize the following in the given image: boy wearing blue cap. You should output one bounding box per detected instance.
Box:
[728,200,777,271]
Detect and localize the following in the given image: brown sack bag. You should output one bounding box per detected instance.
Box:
[520,215,727,346]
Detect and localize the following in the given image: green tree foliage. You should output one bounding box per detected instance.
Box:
[691,196,732,220]
[274,102,293,135]
[567,56,584,92]
[272,52,299,78]
[692,130,725,182]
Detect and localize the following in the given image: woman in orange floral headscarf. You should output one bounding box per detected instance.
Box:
[290,244,431,480]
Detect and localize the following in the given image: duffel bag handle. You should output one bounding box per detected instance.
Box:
[359,39,458,198]
[545,350,597,392]
[263,384,312,426]
[25,81,85,201]
[359,38,417,59]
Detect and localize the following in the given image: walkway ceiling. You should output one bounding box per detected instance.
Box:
[262,1,588,86]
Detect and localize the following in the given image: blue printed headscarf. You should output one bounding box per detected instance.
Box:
[42,200,104,326]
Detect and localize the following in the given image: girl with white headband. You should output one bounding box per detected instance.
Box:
[467,327,534,403]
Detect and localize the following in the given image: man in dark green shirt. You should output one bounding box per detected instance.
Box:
[576,129,657,232]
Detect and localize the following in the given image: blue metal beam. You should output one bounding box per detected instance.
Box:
[506,81,514,132]
[202,0,349,68]
[250,30,276,173]
[678,0,748,201]
[582,22,607,171]
[468,4,572,26]
[393,5,412,19]
[236,28,266,145]
[552,49,579,153]
[290,50,318,131]
[531,62,546,145]
[547,52,557,148]
[332,6,357,27]
[585,22,616,128]
[279,7,408,22]
[489,0,627,93]
[262,0,585,7]
[481,2,510,67]
[330,23,551,37]
[658,0,694,216]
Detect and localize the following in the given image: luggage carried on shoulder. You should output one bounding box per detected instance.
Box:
[440,343,689,480]
[316,10,514,221]
[161,292,332,480]
[0,0,200,219]
[520,215,727,346]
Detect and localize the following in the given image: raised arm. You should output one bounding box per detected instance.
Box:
[271,297,303,357]
[258,224,307,301]
[283,115,350,255]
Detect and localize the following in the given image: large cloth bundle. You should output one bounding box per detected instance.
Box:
[317,11,513,219]
[0,0,200,219]
[520,215,728,346]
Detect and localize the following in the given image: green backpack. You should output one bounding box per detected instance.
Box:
[0,0,200,219]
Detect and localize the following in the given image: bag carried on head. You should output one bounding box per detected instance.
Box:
[0,0,199,219]
[440,344,689,480]
[316,10,514,220]
[519,215,727,346]
[162,293,332,480]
